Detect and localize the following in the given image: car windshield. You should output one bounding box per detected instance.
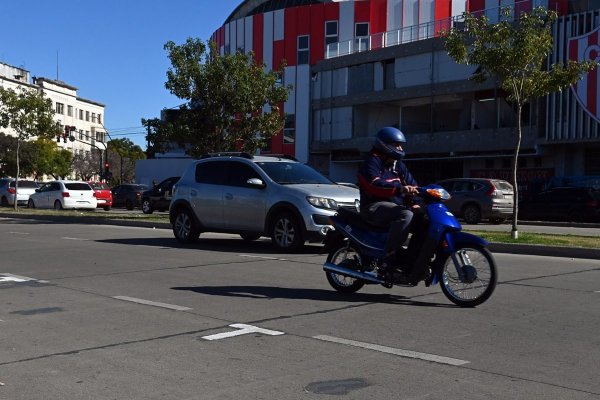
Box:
[90,182,110,190]
[256,162,334,185]
[10,181,39,188]
[65,183,92,190]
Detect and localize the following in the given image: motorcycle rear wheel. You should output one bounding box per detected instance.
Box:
[325,244,366,293]
[436,244,497,307]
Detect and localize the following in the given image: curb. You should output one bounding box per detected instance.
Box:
[1,212,598,260]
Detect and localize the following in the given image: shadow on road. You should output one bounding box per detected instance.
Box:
[96,237,324,255]
[172,285,453,307]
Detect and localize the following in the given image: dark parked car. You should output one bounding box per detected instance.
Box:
[519,187,600,222]
[111,184,149,210]
[436,178,514,224]
[141,177,180,214]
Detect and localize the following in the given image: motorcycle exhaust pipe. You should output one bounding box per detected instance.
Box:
[323,262,383,284]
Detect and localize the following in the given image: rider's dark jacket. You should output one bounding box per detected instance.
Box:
[357,149,418,211]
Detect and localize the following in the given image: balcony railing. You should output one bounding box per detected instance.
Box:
[324,0,548,59]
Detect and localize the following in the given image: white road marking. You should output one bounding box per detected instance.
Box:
[313,335,470,366]
[0,273,48,284]
[9,232,30,235]
[113,296,192,311]
[61,237,89,241]
[202,323,285,341]
[239,255,286,260]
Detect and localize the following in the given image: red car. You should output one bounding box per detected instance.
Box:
[88,182,113,211]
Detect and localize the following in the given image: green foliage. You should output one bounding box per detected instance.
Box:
[106,138,146,184]
[443,7,596,105]
[145,38,291,157]
[442,6,597,236]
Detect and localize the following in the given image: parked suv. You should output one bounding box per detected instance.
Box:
[436,178,514,224]
[169,153,360,251]
[0,178,39,207]
[519,187,600,222]
[111,184,149,210]
[141,176,180,214]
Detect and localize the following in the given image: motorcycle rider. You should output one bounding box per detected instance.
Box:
[357,126,419,278]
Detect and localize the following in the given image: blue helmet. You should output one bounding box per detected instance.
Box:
[373,126,406,160]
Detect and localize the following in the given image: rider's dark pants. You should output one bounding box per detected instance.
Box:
[362,201,414,256]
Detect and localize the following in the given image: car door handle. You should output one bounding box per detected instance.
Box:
[225,193,233,200]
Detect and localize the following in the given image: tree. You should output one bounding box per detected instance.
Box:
[144,38,290,157]
[21,138,72,180]
[0,87,60,209]
[106,138,145,185]
[72,149,103,181]
[442,6,597,238]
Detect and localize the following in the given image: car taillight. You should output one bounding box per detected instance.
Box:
[7,188,16,194]
[486,182,498,196]
[62,192,70,197]
[92,192,97,197]
[136,193,141,197]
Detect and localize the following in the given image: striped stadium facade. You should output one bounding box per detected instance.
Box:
[208,0,600,189]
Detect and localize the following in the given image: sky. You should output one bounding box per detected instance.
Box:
[0,0,241,150]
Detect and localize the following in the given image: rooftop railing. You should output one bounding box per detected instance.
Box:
[324,1,547,59]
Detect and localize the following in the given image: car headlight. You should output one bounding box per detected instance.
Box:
[307,196,338,210]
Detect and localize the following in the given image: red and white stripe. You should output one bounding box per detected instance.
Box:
[569,26,600,122]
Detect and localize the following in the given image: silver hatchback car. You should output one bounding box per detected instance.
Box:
[169,153,360,251]
[0,178,39,207]
[436,178,514,224]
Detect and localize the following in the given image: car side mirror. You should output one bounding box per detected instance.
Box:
[246,178,266,189]
[35,189,40,192]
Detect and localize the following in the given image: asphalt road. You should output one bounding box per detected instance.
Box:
[1,220,599,399]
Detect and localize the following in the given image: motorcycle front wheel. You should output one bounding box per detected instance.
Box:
[325,244,366,293]
[436,244,497,307]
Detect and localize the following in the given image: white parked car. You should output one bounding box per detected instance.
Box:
[28,180,98,210]
[0,178,40,207]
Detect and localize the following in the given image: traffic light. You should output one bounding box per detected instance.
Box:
[104,162,110,175]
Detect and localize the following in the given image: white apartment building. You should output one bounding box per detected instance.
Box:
[0,61,107,161]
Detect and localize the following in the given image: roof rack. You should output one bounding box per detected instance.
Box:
[200,152,254,159]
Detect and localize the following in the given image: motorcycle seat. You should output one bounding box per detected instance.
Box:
[336,206,388,232]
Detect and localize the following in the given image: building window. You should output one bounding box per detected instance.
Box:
[56,102,64,115]
[355,22,369,51]
[297,35,309,65]
[92,112,96,123]
[67,105,73,117]
[79,130,83,140]
[325,21,338,46]
[79,109,84,120]
[85,131,90,141]
[86,111,90,122]
[98,114,102,124]
[283,114,295,144]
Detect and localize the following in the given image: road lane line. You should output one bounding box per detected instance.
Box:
[61,237,89,241]
[239,255,286,260]
[9,232,30,235]
[113,296,192,311]
[0,273,48,284]
[313,335,470,366]
[202,324,284,340]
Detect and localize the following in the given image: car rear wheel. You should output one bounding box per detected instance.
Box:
[141,199,153,214]
[271,212,303,252]
[463,204,481,224]
[172,208,200,243]
[54,200,63,210]
[103,206,111,211]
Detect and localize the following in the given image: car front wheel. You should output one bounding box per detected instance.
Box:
[172,208,200,243]
[28,199,35,208]
[270,212,303,252]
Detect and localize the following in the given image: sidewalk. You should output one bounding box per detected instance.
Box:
[1,212,599,260]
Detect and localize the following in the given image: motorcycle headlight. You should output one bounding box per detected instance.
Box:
[307,196,338,210]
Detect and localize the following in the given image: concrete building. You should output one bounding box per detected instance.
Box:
[210,0,600,196]
[0,61,107,176]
